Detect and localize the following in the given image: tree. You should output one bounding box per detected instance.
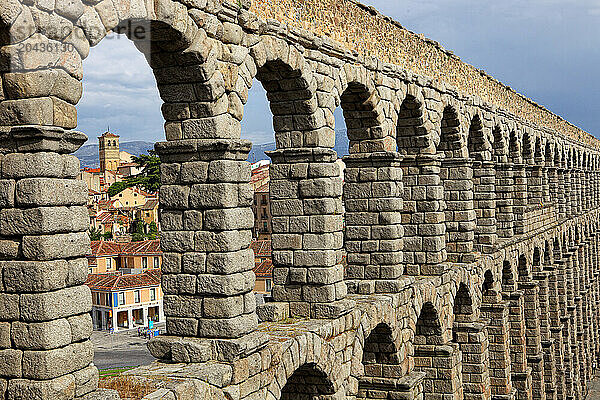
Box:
[148,221,159,240]
[131,219,147,242]
[89,228,102,241]
[107,181,129,197]
[126,152,161,193]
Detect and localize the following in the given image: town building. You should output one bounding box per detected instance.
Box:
[99,131,121,172]
[88,240,162,275]
[86,269,163,332]
[251,239,272,294]
[250,162,272,239]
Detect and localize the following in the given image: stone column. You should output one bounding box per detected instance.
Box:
[343,152,404,294]
[268,148,352,319]
[545,262,566,400]
[453,321,491,400]
[527,160,543,209]
[518,280,546,400]
[480,289,515,400]
[400,154,446,275]
[441,157,475,263]
[473,160,497,254]
[584,169,591,212]
[533,268,556,400]
[557,168,568,220]
[570,169,580,215]
[495,162,515,238]
[512,162,528,235]
[502,267,532,400]
[0,126,102,399]
[414,342,464,400]
[564,250,581,399]
[150,139,267,363]
[541,165,551,206]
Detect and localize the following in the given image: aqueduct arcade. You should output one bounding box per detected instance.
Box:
[1,0,600,399]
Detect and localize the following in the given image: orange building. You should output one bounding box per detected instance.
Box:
[88,240,162,274]
[86,270,163,332]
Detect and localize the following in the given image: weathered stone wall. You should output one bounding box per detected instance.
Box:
[1,0,600,399]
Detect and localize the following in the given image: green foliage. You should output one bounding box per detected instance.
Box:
[89,228,103,241]
[103,231,113,240]
[126,152,161,193]
[132,233,145,242]
[107,152,161,198]
[108,181,129,197]
[148,221,159,240]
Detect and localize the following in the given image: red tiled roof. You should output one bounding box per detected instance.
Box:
[120,240,161,255]
[139,199,159,210]
[100,132,119,138]
[90,241,122,257]
[253,259,272,278]
[86,269,161,291]
[84,168,102,173]
[89,240,162,257]
[250,239,271,257]
[255,182,269,193]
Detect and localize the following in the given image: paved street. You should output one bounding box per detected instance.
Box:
[590,372,600,399]
[91,325,164,370]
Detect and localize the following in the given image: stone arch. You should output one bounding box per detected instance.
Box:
[415,301,444,345]
[338,65,390,153]
[492,124,507,161]
[518,252,530,279]
[521,130,533,162]
[509,131,520,162]
[414,300,464,399]
[467,114,489,161]
[280,363,336,400]
[267,332,343,400]
[396,91,432,155]
[532,246,542,273]
[453,283,474,323]
[438,104,465,158]
[249,37,323,149]
[502,259,517,293]
[483,269,495,293]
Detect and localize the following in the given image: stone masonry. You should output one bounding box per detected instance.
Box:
[1,0,600,399]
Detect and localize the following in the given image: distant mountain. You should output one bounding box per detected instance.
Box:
[247,130,350,162]
[75,141,155,168]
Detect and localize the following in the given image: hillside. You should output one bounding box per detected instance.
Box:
[75,141,155,168]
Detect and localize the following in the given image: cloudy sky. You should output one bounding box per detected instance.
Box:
[76,1,600,145]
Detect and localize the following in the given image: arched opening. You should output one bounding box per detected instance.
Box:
[440,106,473,263]
[396,95,430,156]
[453,283,474,323]
[483,270,494,294]
[280,363,336,400]
[396,95,445,275]
[242,78,275,300]
[518,253,529,280]
[341,81,402,293]
[453,283,491,398]
[532,247,541,273]
[358,322,408,398]
[415,302,444,345]
[414,302,463,397]
[502,260,516,293]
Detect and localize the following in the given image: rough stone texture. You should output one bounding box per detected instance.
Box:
[2,0,600,399]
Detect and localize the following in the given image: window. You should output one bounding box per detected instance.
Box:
[265,279,272,292]
[106,258,112,270]
[118,292,125,306]
[150,288,156,301]
[262,195,268,205]
[134,290,141,303]
[263,222,268,231]
[153,257,160,269]
[142,257,148,269]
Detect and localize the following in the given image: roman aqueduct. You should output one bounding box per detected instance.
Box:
[1,0,600,399]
